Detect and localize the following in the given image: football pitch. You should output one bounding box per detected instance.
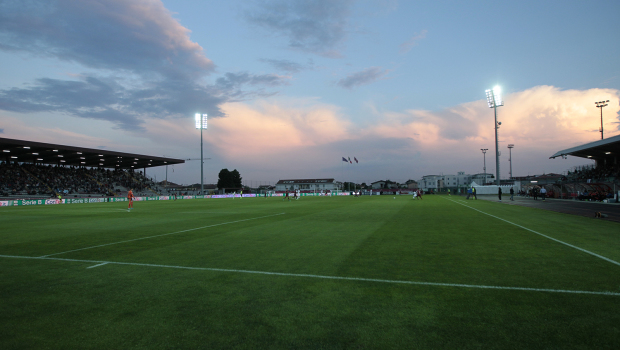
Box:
[1,195,619,349]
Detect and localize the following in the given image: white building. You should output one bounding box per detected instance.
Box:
[418,172,494,192]
[275,178,338,192]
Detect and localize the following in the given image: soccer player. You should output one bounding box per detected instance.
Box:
[127,188,135,211]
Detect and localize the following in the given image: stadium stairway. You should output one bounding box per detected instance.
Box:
[18,164,59,198]
[84,172,114,196]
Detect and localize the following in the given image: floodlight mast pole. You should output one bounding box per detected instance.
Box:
[508,144,514,180]
[196,113,207,195]
[201,121,203,195]
[481,149,488,184]
[494,103,500,186]
[595,100,609,140]
[486,87,503,186]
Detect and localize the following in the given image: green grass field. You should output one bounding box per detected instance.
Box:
[1,195,619,349]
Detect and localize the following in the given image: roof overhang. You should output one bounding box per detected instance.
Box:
[0,137,184,169]
[550,134,620,160]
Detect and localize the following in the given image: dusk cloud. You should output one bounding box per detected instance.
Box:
[336,67,389,89]
[259,58,313,74]
[0,0,293,131]
[399,30,427,54]
[0,0,214,80]
[0,73,286,131]
[165,86,619,182]
[246,0,354,57]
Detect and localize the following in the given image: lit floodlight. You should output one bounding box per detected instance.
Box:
[195,113,208,129]
[485,86,503,108]
[485,89,494,108]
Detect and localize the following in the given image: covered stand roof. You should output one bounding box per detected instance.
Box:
[549,134,620,160]
[0,137,184,169]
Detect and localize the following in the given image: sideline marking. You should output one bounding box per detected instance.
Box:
[445,198,620,267]
[1,254,619,296]
[86,262,108,269]
[40,213,286,258]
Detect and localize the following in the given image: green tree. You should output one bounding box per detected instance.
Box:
[230,169,242,188]
[217,169,233,191]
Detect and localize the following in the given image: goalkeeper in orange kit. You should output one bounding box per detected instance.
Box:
[128,189,136,211]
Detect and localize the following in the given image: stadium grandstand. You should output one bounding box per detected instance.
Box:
[541,134,620,201]
[0,137,184,200]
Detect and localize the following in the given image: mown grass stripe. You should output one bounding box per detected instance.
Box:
[40,212,286,258]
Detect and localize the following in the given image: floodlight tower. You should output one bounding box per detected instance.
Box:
[485,86,503,186]
[480,148,488,184]
[195,113,208,195]
[595,100,609,139]
[507,144,514,180]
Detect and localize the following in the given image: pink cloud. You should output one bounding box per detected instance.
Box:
[205,100,352,157]
[192,86,619,181]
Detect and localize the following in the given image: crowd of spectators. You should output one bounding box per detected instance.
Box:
[0,162,49,196]
[0,161,155,198]
[566,163,620,182]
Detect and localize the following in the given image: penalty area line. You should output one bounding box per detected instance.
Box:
[444,197,620,267]
[40,212,286,258]
[86,262,108,269]
[1,254,619,297]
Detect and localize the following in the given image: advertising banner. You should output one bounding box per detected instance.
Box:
[0,201,9,207]
[22,199,45,206]
[88,198,105,203]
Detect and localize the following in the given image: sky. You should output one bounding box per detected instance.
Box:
[1,0,619,186]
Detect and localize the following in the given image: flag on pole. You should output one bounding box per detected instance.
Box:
[342,157,348,162]
[348,157,352,164]
[354,157,358,163]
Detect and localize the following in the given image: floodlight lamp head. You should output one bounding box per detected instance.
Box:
[485,86,503,108]
[485,89,494,108]
[195,113,208,129]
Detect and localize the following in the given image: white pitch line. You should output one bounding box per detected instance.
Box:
[40,212,286,258]
[1,254,619,296]
[445,198,620,267]
[86,262,108,269]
